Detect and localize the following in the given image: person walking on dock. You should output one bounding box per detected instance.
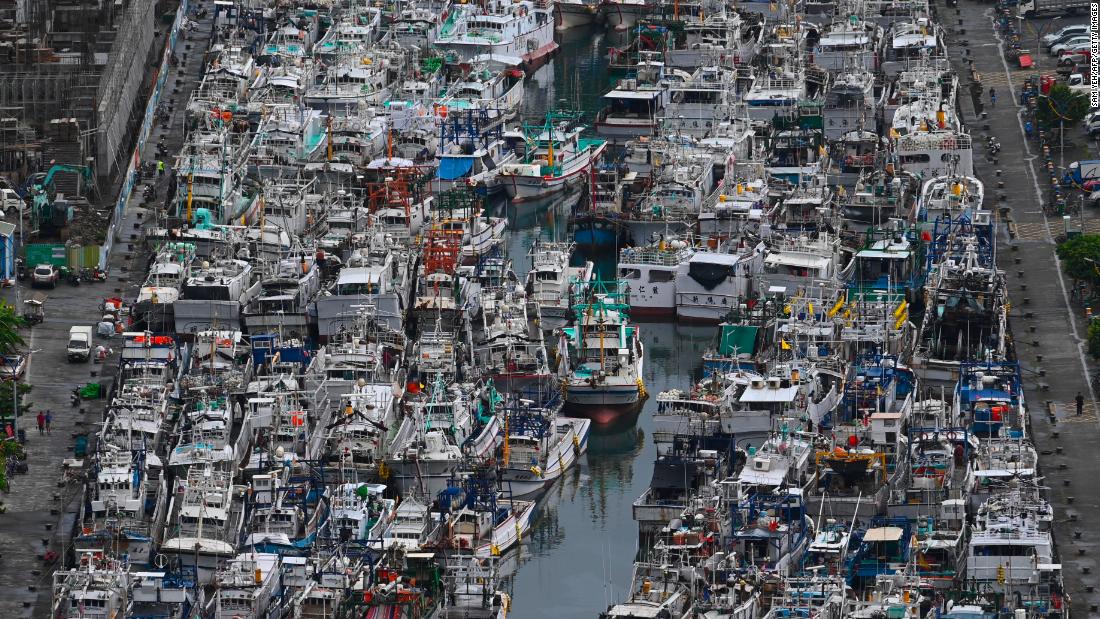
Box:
[36,411,44,434]
[157,160,165,177]
[988,87,996,108]
[1076,392,1085,416]
[44,411,52,434]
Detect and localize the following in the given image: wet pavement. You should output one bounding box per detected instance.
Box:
[941,0,1100,614]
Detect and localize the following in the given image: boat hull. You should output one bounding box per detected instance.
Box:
[564,381,641,407]
[474,501,537,558]
[387,460,464,497]
[501,418,591,497]
[555,1,597,29]
[599,1,646,29]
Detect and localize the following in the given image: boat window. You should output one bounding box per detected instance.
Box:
[899,153,930,164]
[648,270,674,283]
[972,545,1037,557]
[620,268,641,280]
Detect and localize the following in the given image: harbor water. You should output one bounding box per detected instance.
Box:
[499,26,713,616]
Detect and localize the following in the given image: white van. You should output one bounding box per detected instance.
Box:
[67,326,93,362]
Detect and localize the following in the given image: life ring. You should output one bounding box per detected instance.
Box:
[946,431,959,442]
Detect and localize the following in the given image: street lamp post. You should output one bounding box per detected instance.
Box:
[1028,16,1060,62]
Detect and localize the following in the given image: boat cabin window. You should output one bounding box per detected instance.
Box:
[972,545,1037,557]
[648,270,674,283]
[605,97,658,118]
[854,256,909,284]
[620,268,641,280]
[336,281,380,295]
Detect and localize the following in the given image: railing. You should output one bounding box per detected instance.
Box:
[619,245,693,266]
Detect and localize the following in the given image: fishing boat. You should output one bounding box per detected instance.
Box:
[525,239,594,328]
[558,283,646,424]
[599,562,693,619]
[595,53,669,142]
[617,237,694,319]
[434,0,558,69]
[382,496,434,551]
[437,473,537,558]
[953,361,1025,438]
[498,111,607,203]
[498,394,591,496]
[160,466,245,584]
[329,483,396,545]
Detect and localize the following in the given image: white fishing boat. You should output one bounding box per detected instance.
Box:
[434,0,558,69]
[498,396,591,496]
[558,286,646,423]
[617,238,695,319]
[330,483,396,545]
[160,466,244,584]
[211,553,282,619]
[382,496,434,551]
[595,53,669,142]
[498,113,607,202]
[525,239,594,327]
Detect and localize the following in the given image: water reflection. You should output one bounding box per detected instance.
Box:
[491,25,720,617]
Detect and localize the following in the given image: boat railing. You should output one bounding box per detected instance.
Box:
[750,76,800,92]
[619,246,693,266]
[897,131,971,151]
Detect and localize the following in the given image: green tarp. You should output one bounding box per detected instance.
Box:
[719,325,759,357]
[78,383,101,399]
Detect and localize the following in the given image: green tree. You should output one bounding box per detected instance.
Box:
[0,303,23,356]
[1089,319,1100,358]
[0,382,31,423]
[1037,84,1090,131]
[1056,234,1100,284]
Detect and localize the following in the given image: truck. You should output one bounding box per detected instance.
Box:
[1066,73,1092,95]
[67,326,93,362]
[0,188,19,217]
[1065,161,1100,187]
[1018,0,1091,18]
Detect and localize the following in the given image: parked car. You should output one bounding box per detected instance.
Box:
[1058,49,1091,66]
[0,354,27,380]
[1043,24,1090,48]
[31,264,58,289]
[1057,43,1091,58]
[1051,36,1090,56]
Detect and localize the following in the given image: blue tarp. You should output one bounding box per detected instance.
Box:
[438,157,474,180]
